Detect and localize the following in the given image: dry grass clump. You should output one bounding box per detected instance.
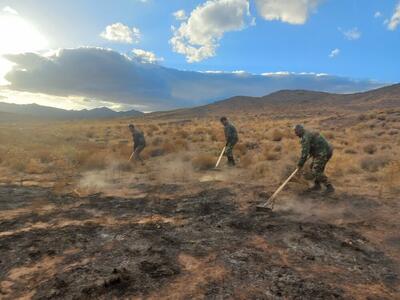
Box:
[360,155,390,173]
[250,162,270,179]
[80,152,108,170]
[262,146,280,161]
[271,129,284,142]
[240,154,253,168]
[381,161,400,192]
[363,144,378,155]
[192,154,215,171]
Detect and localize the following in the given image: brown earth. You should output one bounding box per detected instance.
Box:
[0,180,399,299]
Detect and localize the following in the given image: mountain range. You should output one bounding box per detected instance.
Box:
[150,83,400,119]
[0,102,143,121]
[0,84,399,121]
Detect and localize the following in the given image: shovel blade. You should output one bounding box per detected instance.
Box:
[256,204,273,212]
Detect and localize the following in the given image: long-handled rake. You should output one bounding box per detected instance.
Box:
[256,168,299,212]
[214,146,226,170]
[128,152,134,162]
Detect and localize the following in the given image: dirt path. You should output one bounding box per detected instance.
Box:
[0,184,399,299]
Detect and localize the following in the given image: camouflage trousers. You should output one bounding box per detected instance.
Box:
[310,154,331,185]
[225,143,236,164]
[133,144,145,162]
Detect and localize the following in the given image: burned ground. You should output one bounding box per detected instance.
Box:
[0,183,399,299]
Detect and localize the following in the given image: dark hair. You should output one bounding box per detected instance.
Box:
[128,124,134,128]
[220,117,227,122]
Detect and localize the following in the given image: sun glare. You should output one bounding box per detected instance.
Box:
[0,13,48,85]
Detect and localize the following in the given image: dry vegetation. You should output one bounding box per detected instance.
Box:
[0,107,399,195]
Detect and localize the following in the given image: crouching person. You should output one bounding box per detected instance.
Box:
[294,125,335,194]
[220,117,238,166]
[128,124,146,164]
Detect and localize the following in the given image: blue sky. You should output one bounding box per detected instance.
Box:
[0,0,399,111]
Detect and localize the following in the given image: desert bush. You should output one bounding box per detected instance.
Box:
[344,148,357,154]
[324,131,335,139]
[363,144,377,155]
[35,149,53,163]
[25,159,46,174]
[192,154,215,171]
[143,146,165,158]
[381,161,400,192]
[81,152,108,170]
[176,129,189,139]
[235,143,247,156]
[240,154,253,168]
[152,137,163,146]
[250,162,270,179]
[271,129,284,142]
[360,156,390,172]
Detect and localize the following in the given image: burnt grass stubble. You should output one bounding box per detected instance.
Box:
[0,185,398,299]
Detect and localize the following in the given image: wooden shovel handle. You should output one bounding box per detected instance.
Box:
[215,146,226,169]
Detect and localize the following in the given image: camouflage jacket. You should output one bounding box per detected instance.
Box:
[224,123,238,145]
[298,130,332,167]
[132,128,146,148]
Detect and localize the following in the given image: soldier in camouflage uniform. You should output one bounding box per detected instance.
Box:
[220,117,238,166]
[295,125,335,194]
[129,124,146,164]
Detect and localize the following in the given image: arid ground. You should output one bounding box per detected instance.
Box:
[0,99,400,299]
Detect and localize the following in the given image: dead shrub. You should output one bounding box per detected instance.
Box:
[360,156,389,172]
[271,129,284,142]
[250,162,270,179]
[344,148,357,154]
[381,161,400,192]
[235,143,247,156]
[143,146,165,158]
[363,144,377,155]
[192,154,215,171]
[152,137,163,146]
[81,152,108,170]
[240,154,253,168]
[25,159,46,174]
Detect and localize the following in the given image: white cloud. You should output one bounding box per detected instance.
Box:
[132,49,164,64]
[341,27,361,40]
[100,23,141,44]
[170,0,251,63]
[254,0,321,25]
[329,48,340,58]
[387,2,400,30]
[173,9,187,21]
[374,11,382,18]
[3,48,385,111]
[2,6,18,15]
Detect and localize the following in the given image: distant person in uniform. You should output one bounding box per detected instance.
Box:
[128,124,146,164]
[220,117,238,166]
[295,124,335,194]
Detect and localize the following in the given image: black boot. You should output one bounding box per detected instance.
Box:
[325,184,335,194]
[227,157,236,166]
[306,182,321,193]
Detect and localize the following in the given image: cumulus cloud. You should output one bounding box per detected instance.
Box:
[2,6,18,15]
[387,2,400,30]
[173,9,187,21]
[254,0,321,25]
[100,23,141,43]
[170,0,251,62]
[329,48,340,58]
[340,27,361,40]
[132,49,164,64]
[374,11,382,18]
[3,47,384,110]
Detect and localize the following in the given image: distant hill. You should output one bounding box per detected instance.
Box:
[0,102,144,121]
[150,84,400,119]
